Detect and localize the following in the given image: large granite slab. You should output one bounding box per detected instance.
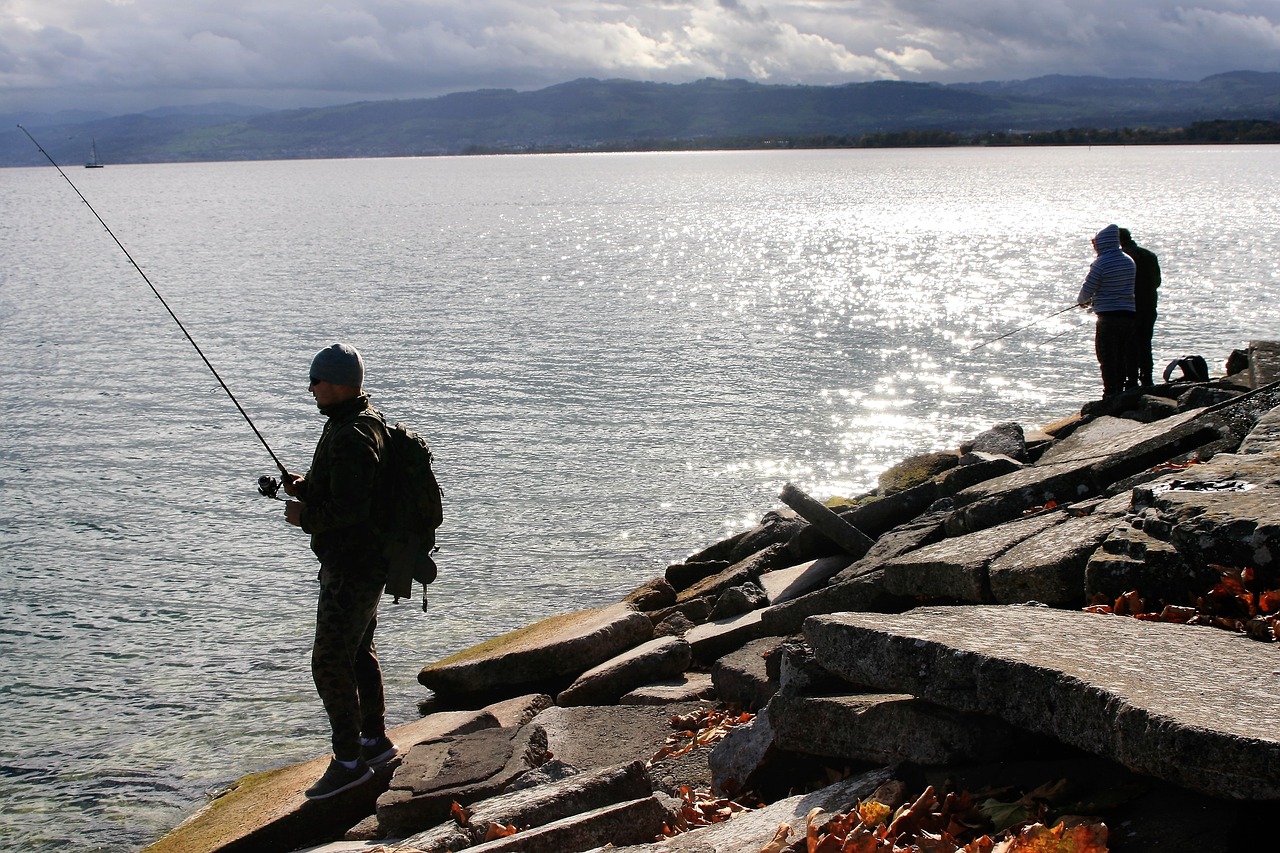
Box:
[418,603,653,700]
[768,692,1045,766]
[557,636,693,706]
[684,608,772,664]
[377,724,550,836]
[758,555,852,605]
[459,796,675,853]
[397,761,654,853]
[948,409,1222,534]
[987,493,1132,606]
[1236,405,1280,454]
[880,510,1064,602]
[533,702,716,796]
[805,605,1280,800]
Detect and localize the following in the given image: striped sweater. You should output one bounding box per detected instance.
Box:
[1077,224,1136,313]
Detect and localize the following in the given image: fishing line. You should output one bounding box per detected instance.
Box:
[18,125,289,477]
[967,303,1079,352]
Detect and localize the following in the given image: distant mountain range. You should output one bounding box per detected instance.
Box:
[4,71,1279,167]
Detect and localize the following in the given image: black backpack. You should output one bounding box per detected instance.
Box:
[360,412,443,607]
[1163,354,1210,383]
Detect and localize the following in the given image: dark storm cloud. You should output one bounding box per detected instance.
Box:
[2,1,1277,113]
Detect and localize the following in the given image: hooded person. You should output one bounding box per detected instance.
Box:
[281,342,398,799]
[1119,227,1162,387]
[1077,224,1137,398]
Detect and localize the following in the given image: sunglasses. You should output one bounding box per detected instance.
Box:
[309,376,323,388]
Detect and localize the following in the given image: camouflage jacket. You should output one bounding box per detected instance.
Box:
[298,393,387,573]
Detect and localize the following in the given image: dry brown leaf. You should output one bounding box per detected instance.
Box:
[483,822,518,841]
[839,824,880,853]
[449,801,471,827]
[886,785,939,838]
[757,822,792,853]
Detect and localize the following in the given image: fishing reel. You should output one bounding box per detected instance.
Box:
[257,475,284,500]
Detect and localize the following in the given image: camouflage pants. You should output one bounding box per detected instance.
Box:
[312,565,386,761]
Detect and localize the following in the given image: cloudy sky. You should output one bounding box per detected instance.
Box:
[3,0,1279,115]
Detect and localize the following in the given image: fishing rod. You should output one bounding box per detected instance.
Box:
[18,125,291,484]
[967,303,1079,352]
[1038,321,1090,347]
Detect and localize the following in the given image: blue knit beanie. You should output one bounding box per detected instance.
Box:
[309,343,365,388]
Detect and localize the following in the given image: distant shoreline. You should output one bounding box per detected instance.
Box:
[461,119,1280,156]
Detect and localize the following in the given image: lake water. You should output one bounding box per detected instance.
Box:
[1,146,1278,851]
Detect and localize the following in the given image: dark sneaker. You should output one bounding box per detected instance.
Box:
[304,758,373,800]
[360,735,397,766]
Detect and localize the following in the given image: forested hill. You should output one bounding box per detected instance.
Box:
[4,71,1280,166]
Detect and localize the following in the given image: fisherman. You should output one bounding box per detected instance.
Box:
[1118,227,1162,388]
[282,342,397,799]
[1077,224,1137,399]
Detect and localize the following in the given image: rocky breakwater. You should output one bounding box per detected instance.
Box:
[145,353,1280,853]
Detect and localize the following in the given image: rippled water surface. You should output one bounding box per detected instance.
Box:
[2,146,1278,850]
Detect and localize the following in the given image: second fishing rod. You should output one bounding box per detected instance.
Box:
[19,124,292,494]
[968,302,1082,352]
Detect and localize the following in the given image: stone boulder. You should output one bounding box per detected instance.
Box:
[726,512,806,563]
[532,703,718,796]
[947,409,1225,535]
[757,555,852,605]
[377,724,550,836]
[880,510,1065,603]
[653,612,696,638]
[456,796,677,853]
[838,481,941,539]
[708,708,775,797]
[619,673,716,705]
[396,760,655,853]
[1237,405,1280,454]
[806,605,1280,800]
[556,636,693,707]
[684,608,772,664]
[965,421,1028,462]
[623,578,676,612]
[987,492,1133,607]
[769,692,1050,766]
[1084,525,1215,605]
[418,603,654,702]
[664,560,729,594]
[936,453,1023,497]
[676,544,790,605]
[710,636,783,709]
[1138,482,1280,572]
[709,582,768,619]
[759,566,898,637]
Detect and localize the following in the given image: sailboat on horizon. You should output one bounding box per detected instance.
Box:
[85,138,104,169]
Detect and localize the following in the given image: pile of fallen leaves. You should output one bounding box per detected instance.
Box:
[1085,564,1280,641]
[648,707,755,764]
[658,784,754,838]
[758,782,1108,853]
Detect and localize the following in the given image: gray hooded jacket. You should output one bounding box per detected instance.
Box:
[1077,224,1136,313]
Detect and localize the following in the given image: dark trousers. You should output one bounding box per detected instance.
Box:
[312,567,386,761]
[1126,311,1157,386]
[1094,311,1136,398]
